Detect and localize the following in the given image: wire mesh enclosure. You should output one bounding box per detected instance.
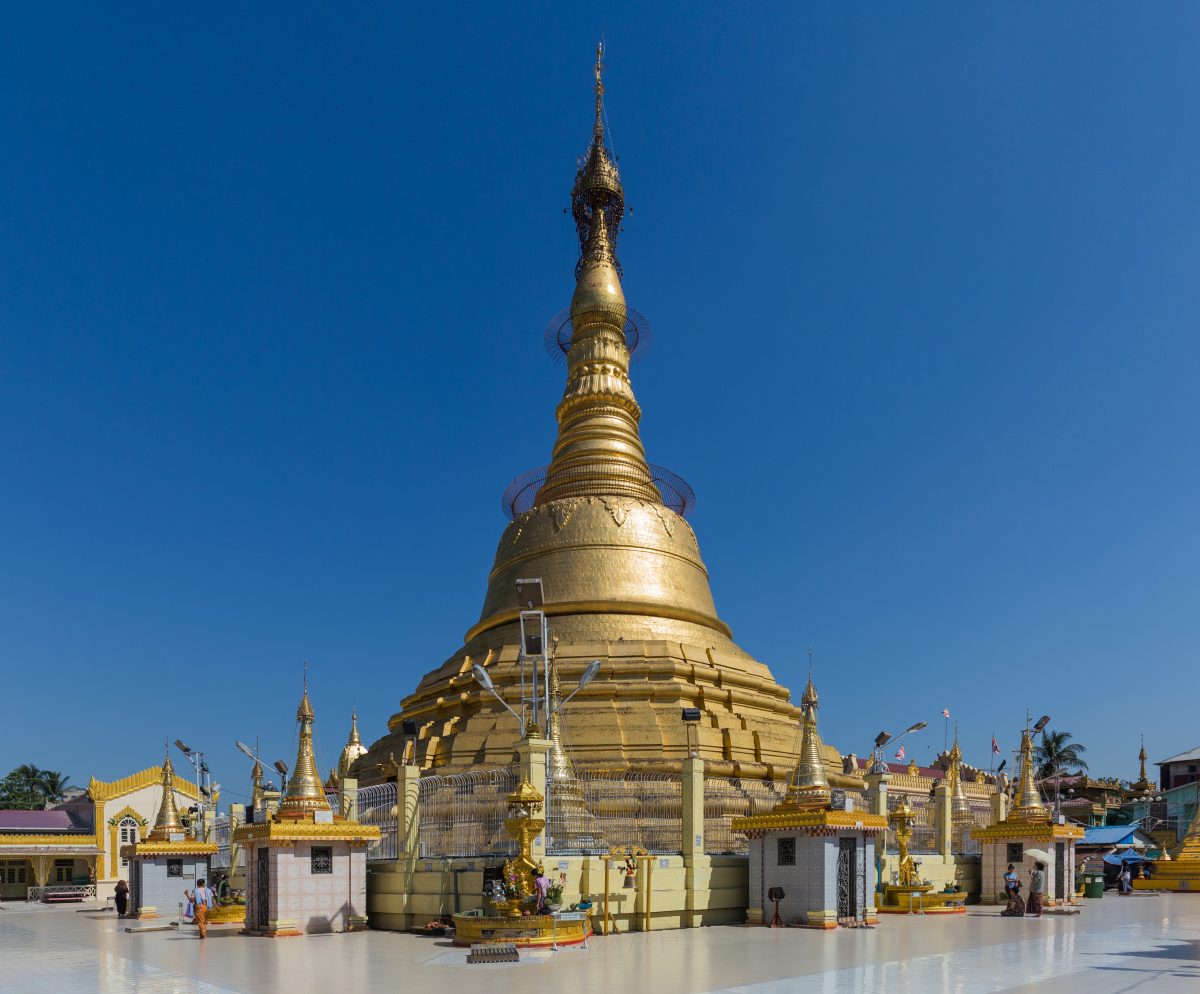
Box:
[887,792,939,854]
[212,814,231,869]
[703,777,786,855]
[417,769,519,858]
[954,798,993,855]
[546,771,684,855]
[356,782,399,861]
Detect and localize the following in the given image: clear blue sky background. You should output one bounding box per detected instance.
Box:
[2,4,1196,806]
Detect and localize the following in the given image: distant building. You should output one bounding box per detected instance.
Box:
[1157,746,1200,790]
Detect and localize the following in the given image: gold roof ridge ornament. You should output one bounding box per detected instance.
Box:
[146,743,187,841]
[277,664,332,819]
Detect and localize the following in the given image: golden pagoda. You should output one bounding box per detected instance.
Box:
[359,45,847,784]
[338,711,368,781]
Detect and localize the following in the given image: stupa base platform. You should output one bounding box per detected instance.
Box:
[1133,864,1200,893]
[452,910,591,948]
[208,904,246,925]
[877,885,967,914]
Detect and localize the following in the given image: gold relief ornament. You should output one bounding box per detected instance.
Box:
[486,781,547,918]
[890,800,921,888]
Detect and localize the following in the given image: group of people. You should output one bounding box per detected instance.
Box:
[111,874,228,939]
[1001,861,1047,917]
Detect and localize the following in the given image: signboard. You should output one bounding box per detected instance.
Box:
[169,833,186,843]
[830,789,847,811]
[314,810,334,824]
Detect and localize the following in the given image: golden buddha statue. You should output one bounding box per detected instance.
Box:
[358,46,846,783]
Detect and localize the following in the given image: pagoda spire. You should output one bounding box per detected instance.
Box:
[278,667,331,818]
[780,663,831,811]
[147,744,187,841]
[535,43,661,508]
[1011,722,1049,823]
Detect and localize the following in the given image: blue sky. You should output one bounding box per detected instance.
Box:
[2,4,1196,804]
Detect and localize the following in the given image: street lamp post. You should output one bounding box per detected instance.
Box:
[174,739,212,842]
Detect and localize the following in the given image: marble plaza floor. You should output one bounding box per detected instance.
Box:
[1,894,1197,994]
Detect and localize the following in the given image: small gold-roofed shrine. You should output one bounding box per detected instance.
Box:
[733,674,886,929]
[973,724,1083,906]
[235,678,379,936]
[358,44,851,788]
[123,748,217,919]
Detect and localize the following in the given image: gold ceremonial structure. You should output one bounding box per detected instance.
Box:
[1133,774,1200,892]
[877,799,965,915]
[452,780,591,947]
[360,44,845,784]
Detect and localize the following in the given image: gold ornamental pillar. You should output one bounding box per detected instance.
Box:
[990,786,1009,826]
[339,776,359,822]
[682,755,706,929]
[864,771,890,818]
[398,765,421,864]
[934,782,953,859]
[517,738,552,862]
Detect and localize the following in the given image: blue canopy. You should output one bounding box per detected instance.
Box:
[1103,849,1148,864]
[1084,823,1142,846]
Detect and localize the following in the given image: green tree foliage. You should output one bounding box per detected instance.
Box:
[0,765,72,809]
[1034,730,1089,780]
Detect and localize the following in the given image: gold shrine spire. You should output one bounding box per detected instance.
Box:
[1011,723,1049,823]
[147,744,187,841]
[779,666,831,811]
[534,44,661,508]
[278,669,331,818]
[338,709,368,780]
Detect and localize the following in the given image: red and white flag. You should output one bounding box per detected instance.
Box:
[942,707,950,718]
[992,735,1000,755]
[894,745,906,760]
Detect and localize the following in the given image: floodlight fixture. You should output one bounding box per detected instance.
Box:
[273,760,289,777]
[874,730,892,749]
[175,739,193,756]
[560,660,602,707]
[515,578,544,610]
[472,663,522,722]
[401,719,418,737]
[1033,715,1051,732]
[906,721,928,734]
[235,741,257,761]
[681,708,702,723]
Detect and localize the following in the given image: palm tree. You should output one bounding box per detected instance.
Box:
[12,764,44,807]
[38,771,71,804]
[1034,730,1089,781]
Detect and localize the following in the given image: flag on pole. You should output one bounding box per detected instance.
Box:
[992,735,1000,755]
[894,745,906,760]
[942,707,950,718]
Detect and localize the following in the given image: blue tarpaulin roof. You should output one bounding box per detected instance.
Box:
[1104,850,1148,864]
[1083,823,1142,846]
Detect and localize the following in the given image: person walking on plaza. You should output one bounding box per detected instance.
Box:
[1118,866,1132,895]
[186,878,214,938]
[114,879,129,918]
[1028,862,1046,916]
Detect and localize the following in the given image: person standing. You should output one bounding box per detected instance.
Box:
[114,879,129,918]
[187,878,214,938]
[1118,866,1132,895]
[1028,861,1046,916]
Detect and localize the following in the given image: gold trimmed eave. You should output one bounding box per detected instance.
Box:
[971,821,1084,843]
[89,765,201,803]
[731,810,888,835]
[233,820,380,846]
[466,598,733,645]
[124,840,218,858]
[0,835,103,854]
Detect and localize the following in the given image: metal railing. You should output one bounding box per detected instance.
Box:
[212,814,232,868]
[28,884,97,902]
[417,769,519,858]
[703,777,786,855]
[954,799,992,855]
[547,771,684,855]
[356,782,398,861]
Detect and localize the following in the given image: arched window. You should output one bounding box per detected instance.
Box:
[118,817,139,869]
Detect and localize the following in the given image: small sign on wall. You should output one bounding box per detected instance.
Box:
[830,789,847,810]
[314,810,333,824]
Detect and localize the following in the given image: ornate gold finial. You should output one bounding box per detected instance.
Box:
[593,40,605,141]
[250,758,264,813]
[533,44,661,509]
[948,722,972,842]
[278,669,332,818]
[147,744,187,841]
[1011,723,1048,823]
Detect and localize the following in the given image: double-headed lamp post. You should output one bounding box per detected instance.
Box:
[174,739,212,842]
[472,659,601,738]
[869,721,928,774]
